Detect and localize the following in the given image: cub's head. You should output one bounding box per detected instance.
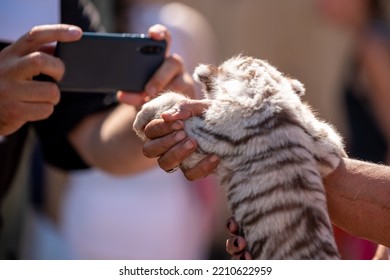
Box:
[193,55,305,104]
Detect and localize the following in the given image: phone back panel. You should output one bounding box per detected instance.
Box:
[56,32,166,93]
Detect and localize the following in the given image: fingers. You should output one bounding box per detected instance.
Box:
[183,155,220,181]
[142,117,219,180]
[146,24,172,97]
[143,129,187,158]
[144,118,184,139]
[225,217,252,260]
[146,24,195,98]
[145,53,184,96]
[116,91,148,106]
[10,24,82,56]
[226,236,247,256]
[145,136,219,180]
[165,72,196,98]
[142,118,205,173]
[156,138,197,171]
[118,55,193,102]
[0,24,81,136]
[14,51,65,81]
[3,76,60,105]
[2,101,56,125]
[19,102,56,121]
[17,81,61,104]
[142,119,191,173]
[226,236,252,260]
[148,24,172,56]
[226,217,239,235]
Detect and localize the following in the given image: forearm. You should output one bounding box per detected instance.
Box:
[324,158,390,246]
[69,104,156,175]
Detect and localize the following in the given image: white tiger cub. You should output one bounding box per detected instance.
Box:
[133,55,347,259]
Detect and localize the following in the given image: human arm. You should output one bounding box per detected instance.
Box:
[324,157,390,247]
[0,24,82,136]
[116,24,196,106]
[225,157,390,258]
[67,25,197,174]
[68,103,156,175]
[142,98,390,246]
[143,100,390,250]
[141,99,220,179]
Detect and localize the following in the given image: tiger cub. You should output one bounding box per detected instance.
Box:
[133,55,346,259]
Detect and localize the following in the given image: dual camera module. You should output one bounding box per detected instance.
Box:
[138,45,164,55]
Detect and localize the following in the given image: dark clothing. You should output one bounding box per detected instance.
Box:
[0,127,28,229]
[343,22,390,163]
[33,0,116,170]
[33,93,117,170]
[0,0,116,229]
[61,0,104,33]
[344,88,387,163]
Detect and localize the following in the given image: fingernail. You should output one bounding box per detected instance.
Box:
[171,121,182,130]
[184,140,194,150]
[68,26,81,36]
[226,220,231,230]
[163,108,178,116]
[210,155,219,163]
[233,238,239,248]
[174,131,186,142]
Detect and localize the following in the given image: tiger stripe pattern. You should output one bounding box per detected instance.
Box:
[134,55,346,259]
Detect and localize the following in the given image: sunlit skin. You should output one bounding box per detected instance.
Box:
[0,24,82,136]
[142,101,390,259]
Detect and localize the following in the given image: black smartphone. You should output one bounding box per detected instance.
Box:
[55,32,166,93]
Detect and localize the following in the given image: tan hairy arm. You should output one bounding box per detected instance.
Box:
[324,158,390,247]
[68,103,156,175]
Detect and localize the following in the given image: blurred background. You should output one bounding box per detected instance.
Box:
[2,0,390,260]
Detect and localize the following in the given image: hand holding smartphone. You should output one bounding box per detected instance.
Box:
[55,32,167,93]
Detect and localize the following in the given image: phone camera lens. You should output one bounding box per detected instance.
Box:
[140,45,163,55]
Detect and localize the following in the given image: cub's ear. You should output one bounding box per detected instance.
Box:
[193,64,217,92]
[289,78,305,96]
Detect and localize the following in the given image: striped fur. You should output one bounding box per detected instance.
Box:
[134,56,346,259]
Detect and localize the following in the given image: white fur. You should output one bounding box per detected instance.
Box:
[133,56,346,259]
